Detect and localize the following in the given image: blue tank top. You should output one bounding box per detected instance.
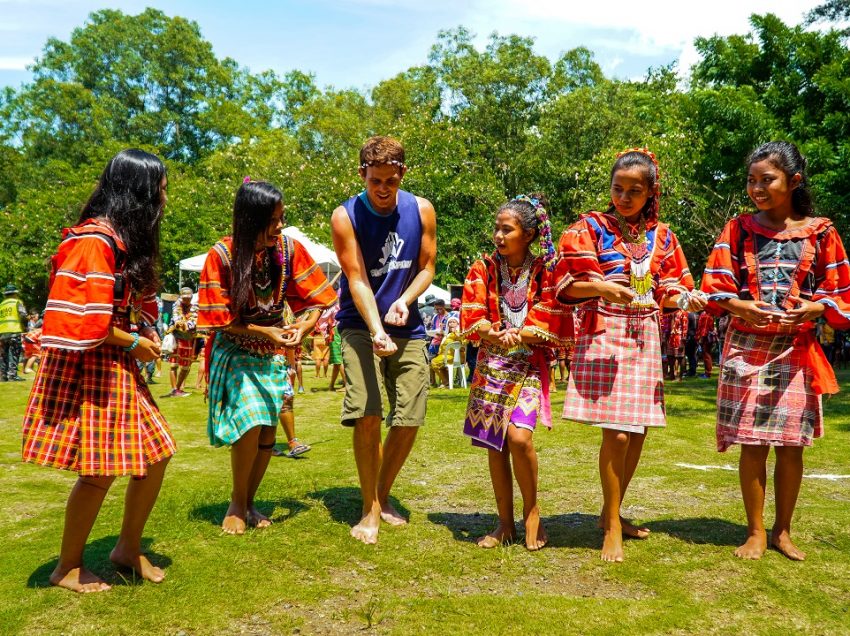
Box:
[337,190,426,339]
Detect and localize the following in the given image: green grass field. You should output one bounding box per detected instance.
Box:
[1,366,849,635]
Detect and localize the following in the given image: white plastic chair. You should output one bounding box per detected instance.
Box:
[444,341,467,389]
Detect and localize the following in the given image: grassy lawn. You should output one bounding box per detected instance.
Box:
[1,365,849,635]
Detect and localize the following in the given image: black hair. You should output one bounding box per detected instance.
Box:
[607,151,659,221]
[746,141,814,217]
[79,149,166,293]
[230,181,283,317]
[497,192,549,241]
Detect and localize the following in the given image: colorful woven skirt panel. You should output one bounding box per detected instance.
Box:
[22,346,176,477]
[463,344,544,452]
[563,306,666,428]
[716,327,822,452]
[207,332,292,447]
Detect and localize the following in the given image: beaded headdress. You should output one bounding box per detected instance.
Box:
[513,194,556,272]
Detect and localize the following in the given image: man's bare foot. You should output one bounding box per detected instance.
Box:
[222,502,247,535]
[109,548,166,583]
[771,529,806,561]
[601,525,624,562]
[523,507,548,551]
[351,509,380,545]
[477,522,516,548]
[379,501,407,526]
[50,566,111,593]
[597,515,650,539]
[734,531,767,559]
[247,506,272,529]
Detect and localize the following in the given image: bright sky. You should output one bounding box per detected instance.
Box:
[0,0,826,92]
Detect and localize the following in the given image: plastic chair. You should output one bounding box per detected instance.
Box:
[444,341,467,389]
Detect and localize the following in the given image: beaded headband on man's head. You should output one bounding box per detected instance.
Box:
[513,194,556,272]
[359,159,407,170]
[616,146,661,197]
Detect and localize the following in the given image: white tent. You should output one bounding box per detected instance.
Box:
[418,283,451,305]
[177,226,341,289]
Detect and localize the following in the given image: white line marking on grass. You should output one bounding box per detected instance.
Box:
[675,463,850,480]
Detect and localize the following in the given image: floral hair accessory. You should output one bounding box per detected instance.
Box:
[359,159,407,170]
[616,146,661,197]
[242,176,251,184]
[513,194,556,272]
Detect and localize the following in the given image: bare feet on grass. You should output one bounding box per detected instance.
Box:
[351,508,380,545]
[247,506,272,529]
[379,501,407,526]
[109,548,166,583]
[601,525,624,563]
[598,515,650,539]
[523,506,548,551]
[734,530,767,560]
[771,529,806,561]
[222,502,247,535]
[477,522,516,548]
[50,566,111,593]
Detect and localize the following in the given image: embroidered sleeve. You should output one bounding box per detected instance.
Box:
[140,293,158,325]
[700,219,743,314]
[41,235,116,351]
[812,226,850,329]
[460,259,492,340]
[286,239,337,315]
[197,243,235,330]
[555,217,605,303]
[526,265,574,345]
[655,228,695,305]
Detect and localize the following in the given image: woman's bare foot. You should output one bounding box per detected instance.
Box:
[477,522,516,548]
[109,548,166,583]
[247,506,272,529]
[771,529,806,561]
[601,525,624,562]
[734,530,767,559]
[50,566,111,593]
[222,502,247,535]
[351,507,380,545]
[598,515,650,539]
[379,501,407,526]
[523,507,548,551]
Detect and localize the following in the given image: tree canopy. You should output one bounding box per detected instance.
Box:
[1,7,849,307]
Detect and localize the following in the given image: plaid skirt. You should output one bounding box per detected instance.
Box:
[207,332,293,447]
[22,345,176,477]
[563,304,666,430]
[716,326,822,452]
[172,336,195,368]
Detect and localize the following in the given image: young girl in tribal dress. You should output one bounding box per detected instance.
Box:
[461,195,568,551]
[22,149,175,593]
[556,148,706,563]
[197,180,336,535]
[700,141,850,561]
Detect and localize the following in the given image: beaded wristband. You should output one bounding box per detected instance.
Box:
[123,332,140,352]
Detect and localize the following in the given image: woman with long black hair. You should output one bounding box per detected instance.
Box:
[22,149,176,592]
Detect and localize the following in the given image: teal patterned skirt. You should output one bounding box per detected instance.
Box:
[207,332,293,447]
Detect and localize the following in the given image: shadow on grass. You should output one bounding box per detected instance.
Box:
[27,536,171,589]
[188,498,308,527]
[427,511,601,549]
[306,487,409,526]
[644,517,747,546]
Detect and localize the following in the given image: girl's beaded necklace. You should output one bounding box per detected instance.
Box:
[498,253,532,329]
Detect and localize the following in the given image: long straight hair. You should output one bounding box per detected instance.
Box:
[230,181,283,317]
[79,149,166,293]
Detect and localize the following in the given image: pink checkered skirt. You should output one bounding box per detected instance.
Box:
[563,303,666,430]
[716,326,822,452]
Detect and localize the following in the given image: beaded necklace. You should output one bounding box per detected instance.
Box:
[498,253,532,329]
[615,213,655,308]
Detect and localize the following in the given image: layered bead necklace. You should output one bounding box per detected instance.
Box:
[252,248,276,312]
[498,253,532,329]
[616,213,655,308]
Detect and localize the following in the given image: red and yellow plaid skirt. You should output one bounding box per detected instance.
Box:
[716,326,822,452]
[22,344,176,477]
[563,303,666,429]
[172,336,195,368]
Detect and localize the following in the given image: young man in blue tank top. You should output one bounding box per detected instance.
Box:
[331,136,437,545]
